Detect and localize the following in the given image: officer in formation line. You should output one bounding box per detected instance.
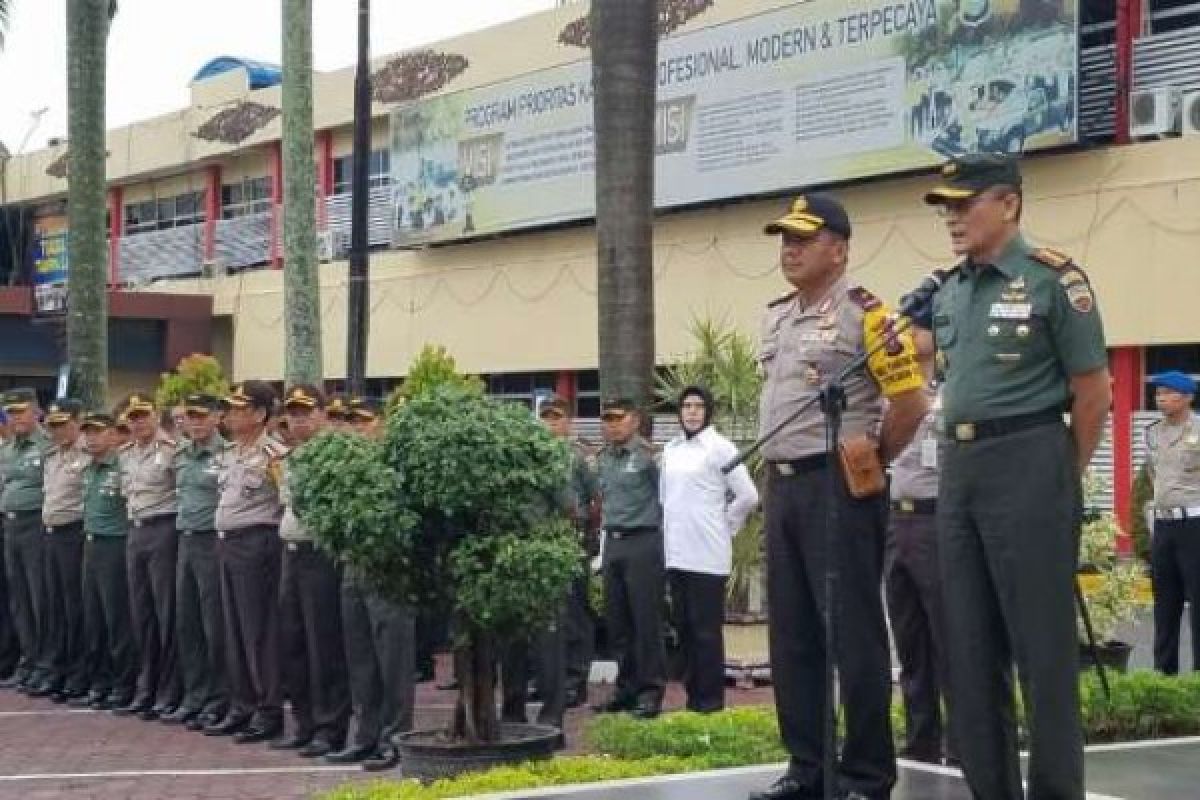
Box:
[925,154,1110,800]
[0,408,19,679]
[1144,370,1200,674]
[749,194,928,800]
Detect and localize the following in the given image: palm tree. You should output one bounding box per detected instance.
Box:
[281,0,323,385]
[66,0,117,408]
[591,0,658,420]
[0,0,11,51]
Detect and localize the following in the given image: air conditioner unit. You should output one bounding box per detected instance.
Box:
[317,230,335,262]
[1129,87,1181,139]
[201,259,226,278]
[1182,91,1200,136]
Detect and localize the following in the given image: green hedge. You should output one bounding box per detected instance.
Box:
[322,671,1200,800]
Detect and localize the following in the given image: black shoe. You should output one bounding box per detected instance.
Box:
[269,731,314,751]
[361,744,400,772]
[70,692,101,709]
[325,742,376,764]
[160,707,200,725]
[203,713,250,736]
[435,678,459,691]
[27,682,60,698]
[630,703,661,720]
[299,737,341,758]
[747,775,820,800]
[565,687,587,709]
[234,724,282,744]
[591,695,636,714]
[0,674,23,689]
[138,705,163,721]
[186,712,217,732]
[112,698,154,717]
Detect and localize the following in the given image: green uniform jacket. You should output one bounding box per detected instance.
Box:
[84,455,129,537]
[932,235,1107,427]
[175,433,225,533]
[596,436,661,530]
[0,429,49,513]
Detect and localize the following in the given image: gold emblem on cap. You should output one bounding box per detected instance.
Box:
[291,388,304,399]
[792,195,808,212]
[943,162,958,176]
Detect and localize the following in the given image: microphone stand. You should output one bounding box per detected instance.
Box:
[724,302,1109,799]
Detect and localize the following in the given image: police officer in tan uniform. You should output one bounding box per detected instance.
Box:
[749,195,928,800]
[39,399,90,702]
[1144,370,1200,674]
[204,381,287,744]
[115,394,182,720]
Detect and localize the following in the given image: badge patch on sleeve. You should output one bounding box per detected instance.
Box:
[1060,270,1094,313]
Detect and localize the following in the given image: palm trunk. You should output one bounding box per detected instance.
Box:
[65,0,112,408]
[592,0,659,421]
[281,0,323,385]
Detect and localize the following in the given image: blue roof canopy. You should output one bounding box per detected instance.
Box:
[192,57,283,90]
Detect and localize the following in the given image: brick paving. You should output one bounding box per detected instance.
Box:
[0,655,776,800]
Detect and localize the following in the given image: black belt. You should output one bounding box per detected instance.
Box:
[131,512,175,528]
[607,526,658,540]
[3,509,39,521]
[947,408,1063,443]
[283,539,317,551]
[891,498,937,515]
[180,528,216,536]
[769,453,828,477]
[45,520,84,535]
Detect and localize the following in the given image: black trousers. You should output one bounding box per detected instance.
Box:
[218,525,283,727]
[0,527,19,677]
[667,569,727,713]
[82,534,138,699]
[602,530,666,707]
[42,523,88,692]
[341,574,415,748]
[1150,517,1200,674]
[176,530,228,714]
[563,569,594,697]
[501,606,566,727]
[127,516,181,707]
[280,541,350,742]
[764,465,895,799]
[3,511,46,680]
[884,508,951,759]
[940,423,1083,800]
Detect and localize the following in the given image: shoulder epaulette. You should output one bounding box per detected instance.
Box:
[847,286,882,311]
[1031,248,1074,271]
[767,291,797,309]
[117,441,133,452]
[263,438,289,459]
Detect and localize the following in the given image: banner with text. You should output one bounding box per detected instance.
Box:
[391,0,1078,245]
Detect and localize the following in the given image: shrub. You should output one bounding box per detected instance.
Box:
[154,353,229,409]
[585,707,786,768]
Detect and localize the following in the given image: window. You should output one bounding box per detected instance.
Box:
[483,371,558,410]
[122,190,205,233]
[221,177,271,219]
[331,149,392,194]
[576,369,600,418]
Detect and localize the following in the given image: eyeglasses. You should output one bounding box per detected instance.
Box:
[600,412,628,422]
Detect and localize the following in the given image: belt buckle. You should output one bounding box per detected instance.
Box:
[217,531,226,539]
[44,527,53,535]
[287,541,298,552]
[775,462,795,477]
[86,534,94,542]
[900,499,915,513]
[4,512,14,521]
[954,423,976,442]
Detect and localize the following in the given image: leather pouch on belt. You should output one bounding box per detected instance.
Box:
[838,435,886,498]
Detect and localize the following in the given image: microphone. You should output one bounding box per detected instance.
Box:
[897,268,950,329]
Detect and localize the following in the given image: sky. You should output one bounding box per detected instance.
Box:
[0,0,557,154]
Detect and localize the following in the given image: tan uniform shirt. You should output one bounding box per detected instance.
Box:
[277,462,311,543]
[1146,414,1200,510]
[888,388,940,501]
[758,276,923,461]
[215,433,286,532]
[119,432,179,520]
[42,438,89,526]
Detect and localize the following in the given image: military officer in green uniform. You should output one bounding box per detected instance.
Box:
[0,408,19,682]
[924,154,1111,800]
[0,388,50,693]
[592,396,665,720]
[39,399,90,702]
[80,412,139,709]
[164,394,229,730]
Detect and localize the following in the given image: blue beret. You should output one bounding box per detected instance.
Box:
[1149,371,1197,395]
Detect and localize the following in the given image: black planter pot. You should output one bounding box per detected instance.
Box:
[1079,640,1133,673]
[397,723,561,782]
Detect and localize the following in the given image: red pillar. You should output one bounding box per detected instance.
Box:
[316,130,334,229]
[203,165,221,262]
[1111,346,1143,554]
[556,370,575,405]
[1114,0,1144,145]
[268,141,284,269]
[107,187,123,285]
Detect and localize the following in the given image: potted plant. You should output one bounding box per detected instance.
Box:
[292,380,581,781]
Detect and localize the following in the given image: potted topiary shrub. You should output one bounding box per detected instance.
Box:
[291,381,582,781]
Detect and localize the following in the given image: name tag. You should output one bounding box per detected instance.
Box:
[797,329,838,344]
[920,436,938,469]
[989,302,1031,319]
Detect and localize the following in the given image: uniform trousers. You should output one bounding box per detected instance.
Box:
[563,569,595,699]
[1150,517,1200,674]
[667,569,727,713]
[176,529,228,715]
[218,525,283,728]
[279,541,350,743]
[764,463,895,799]
[939,423,1082,800]
[884,507,951,760]
[0,525,18,678]
[127,516,181,707]
[602,529,666,708]
[82,534,138,701]
[3,510,46,681]
[501,606,566,727]
[340,574,416,748]
[42,522,88,692]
